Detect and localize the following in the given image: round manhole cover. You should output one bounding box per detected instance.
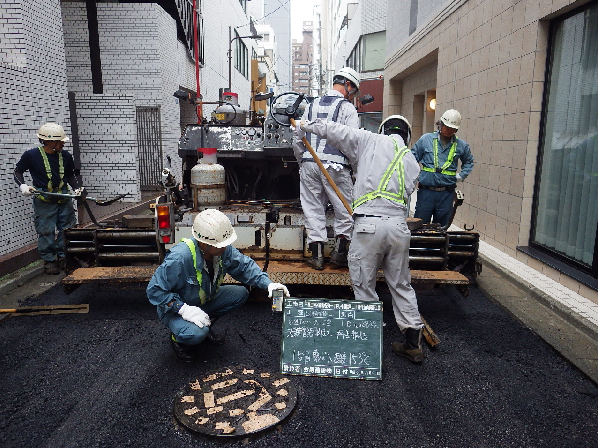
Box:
[174,365,298,437]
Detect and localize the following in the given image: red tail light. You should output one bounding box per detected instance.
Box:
[157,205,170,229]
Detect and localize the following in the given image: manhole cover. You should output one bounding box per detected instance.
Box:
[174,365,297,437]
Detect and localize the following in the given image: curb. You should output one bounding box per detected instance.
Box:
[0,261,45,298]
[478,253,598,344]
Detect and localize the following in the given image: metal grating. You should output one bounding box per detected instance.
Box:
[136,106,163,190]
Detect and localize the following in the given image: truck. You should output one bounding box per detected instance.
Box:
[61,91,481,301]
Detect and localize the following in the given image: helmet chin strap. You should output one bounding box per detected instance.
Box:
[344,82,357,98]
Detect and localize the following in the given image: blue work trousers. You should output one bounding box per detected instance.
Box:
[167,285,249,345]
[413,187,455,227]
[33,197,76,262]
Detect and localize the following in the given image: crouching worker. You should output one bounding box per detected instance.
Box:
[298,115,425,363]
[147,209,289,361]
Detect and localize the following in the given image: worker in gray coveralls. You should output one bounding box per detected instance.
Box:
[298,115,425,363]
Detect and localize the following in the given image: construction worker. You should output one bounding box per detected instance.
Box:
[146,209,290,362]
[298,115,425,363]
[411,109,474,226]
[293,66,360,270]
[14,123,82,275]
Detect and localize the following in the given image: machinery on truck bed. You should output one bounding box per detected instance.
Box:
[62,91,480,295]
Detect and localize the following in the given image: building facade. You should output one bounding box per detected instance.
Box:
[0,0,262,261]
[385,0,598,302]
[292,21,315,95]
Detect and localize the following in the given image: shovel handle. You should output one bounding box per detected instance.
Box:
[291,118,353,216]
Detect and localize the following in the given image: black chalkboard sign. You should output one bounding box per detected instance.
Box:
[280,298,383,381]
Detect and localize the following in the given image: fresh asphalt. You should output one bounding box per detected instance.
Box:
[1,268,598,447]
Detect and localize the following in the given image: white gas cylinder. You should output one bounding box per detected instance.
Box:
[190,148,226,207]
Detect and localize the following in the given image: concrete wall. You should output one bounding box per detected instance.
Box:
[201,0,259,112]
[385,0,597,302]
[0,0,71,257]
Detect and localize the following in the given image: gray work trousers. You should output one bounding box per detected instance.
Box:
[348,214,423,332]
[299,161,353,244]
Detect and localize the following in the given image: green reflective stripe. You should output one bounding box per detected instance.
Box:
[352,140,409,209]
[182,238,224,305]
[425,137,457,176]
[37,147,66,202]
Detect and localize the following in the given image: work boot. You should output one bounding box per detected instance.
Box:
[329,236,350,267]
[170,334,198,362]
[205,328,225,345]
[306,242,324,270]
[58,257,66,271]
[44,260,60,275]
[392,328,424,364]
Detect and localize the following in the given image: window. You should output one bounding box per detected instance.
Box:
[234,31,249,79]
[531,1,598,277]
[346,31,385,72]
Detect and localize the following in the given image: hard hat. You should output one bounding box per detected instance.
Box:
[378,115,412,144]
[440,109,461,130]
[334,67,360,89]
[191,209,237,248]
[37,123,69,141]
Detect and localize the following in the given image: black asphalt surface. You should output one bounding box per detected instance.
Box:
[1,281,598,448]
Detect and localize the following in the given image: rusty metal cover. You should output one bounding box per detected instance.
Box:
[407,217,423,230]
[174,366,297,437]
[62,266,156,284]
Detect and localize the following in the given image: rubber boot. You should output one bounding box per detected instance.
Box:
[330,236,350,267]
[306,242,324,270]
[44,260,60,275]
[392,328,424,363]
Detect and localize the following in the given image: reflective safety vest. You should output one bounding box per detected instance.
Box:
[37,147,67,203]
[421,137,458,176]
[352,139,410,209]
[182,238,224,305]
[304,95,350,165]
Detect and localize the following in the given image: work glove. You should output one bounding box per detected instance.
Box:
[268,283,290,298]
[456,173,464,183]
[178,303,211,328]
[73,187,85,196]
[20,184,34,197]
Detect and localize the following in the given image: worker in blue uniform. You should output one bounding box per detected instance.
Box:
[411,109,474,226]
[14,123,83,275]
[147,208,290,361]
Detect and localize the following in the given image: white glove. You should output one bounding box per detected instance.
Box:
[456,173,464,183]
[178,303,211,328]
[268,283,290,298]
[73,187,85,196]
[20,184,34,197]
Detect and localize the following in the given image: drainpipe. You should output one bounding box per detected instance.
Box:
[193,0,202,122]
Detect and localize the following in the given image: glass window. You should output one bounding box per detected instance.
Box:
[532,1,598,275]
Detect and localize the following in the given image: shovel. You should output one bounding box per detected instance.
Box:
[32,189,128,206]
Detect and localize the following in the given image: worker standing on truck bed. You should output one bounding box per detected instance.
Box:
[293,67,360,270]
[298,115,426,363]
[411,109,474,226]
[147,208,290,362]
[14,123,83,275]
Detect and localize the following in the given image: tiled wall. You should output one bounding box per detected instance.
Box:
[385,0,596,302]
[0,0,71,257]
[61,3,196,195]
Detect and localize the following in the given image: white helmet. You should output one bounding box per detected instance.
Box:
[37,123,69,141]
[191,209,237,248]
[440,109,461,130]
[378,115,412,144]
[334,67,360,89]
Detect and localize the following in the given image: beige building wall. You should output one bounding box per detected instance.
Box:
[384,0,598,303]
